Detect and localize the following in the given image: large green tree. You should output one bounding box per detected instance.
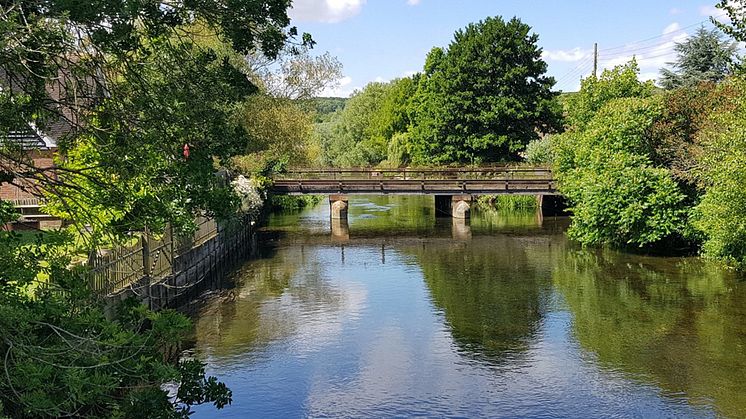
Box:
[0,0,310,416]
[408,16,562,165]
[691,78,746,267]
[659,26,738,90]
[1,0,311,235]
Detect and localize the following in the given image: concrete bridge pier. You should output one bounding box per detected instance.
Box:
[435,195,472,219]
[330,195,349,220]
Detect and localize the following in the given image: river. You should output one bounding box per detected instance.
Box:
[189,195,746,418]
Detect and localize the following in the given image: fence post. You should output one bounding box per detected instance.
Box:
[141,226,152,309]
[169,224,175,274]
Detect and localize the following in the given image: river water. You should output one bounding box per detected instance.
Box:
[189,196,746,418]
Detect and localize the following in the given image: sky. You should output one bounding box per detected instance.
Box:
[286,0,734,96]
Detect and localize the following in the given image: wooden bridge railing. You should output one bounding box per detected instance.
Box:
[271,167,557,196]
[273,167,553,180]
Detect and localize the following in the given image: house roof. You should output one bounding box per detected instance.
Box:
[4,120,70,150]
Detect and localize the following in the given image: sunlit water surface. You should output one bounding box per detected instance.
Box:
[189,196,746,418]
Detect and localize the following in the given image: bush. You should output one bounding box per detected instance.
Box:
[691,78,746,266]
[477,195,537,212]
[524,135,554,165]
[554,97,688,247]
[269,194,323,211]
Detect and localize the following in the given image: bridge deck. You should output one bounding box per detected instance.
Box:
[271,168,558,195]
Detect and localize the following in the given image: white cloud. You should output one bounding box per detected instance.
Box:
[289,0,366,23]
[407,0,421,4]
[663,22,681,35]
[556,22,689,91]
[700,2,737,23]
[595,22,688,85]
[542,47,590,62]
[670,7,684,15]
[320,76,357,97]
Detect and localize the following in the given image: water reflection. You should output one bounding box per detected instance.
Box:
[401,235,556,361]
[554,248,746,418]
[190,196,745,418]
[330,217,349,242]
[451,217,472,240]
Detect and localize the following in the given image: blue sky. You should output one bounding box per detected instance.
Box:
[288,0,731,95]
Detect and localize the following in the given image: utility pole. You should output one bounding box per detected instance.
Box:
[593,43,598,78]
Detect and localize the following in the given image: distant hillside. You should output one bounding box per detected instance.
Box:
[305,97,348,122]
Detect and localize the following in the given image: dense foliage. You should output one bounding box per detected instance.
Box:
[691,79,746,266]
[0,0,312,416]
[563,60,654,128]
[554,50,746,263]
[0,210,230,417]
[318,78,416,167]
[313,15,562,168]
[554,94,688,247]
[407,16,562,164]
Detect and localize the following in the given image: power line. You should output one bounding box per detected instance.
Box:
[553,55,594,84]
[551,11,730,91]
[600,13,727,53]
[555,60,594,85]
[555,58,593,82]
[555,61,595,91]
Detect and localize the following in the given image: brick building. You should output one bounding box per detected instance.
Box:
[1,122,67,230]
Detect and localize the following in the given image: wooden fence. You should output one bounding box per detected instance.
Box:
[87,216,251,298]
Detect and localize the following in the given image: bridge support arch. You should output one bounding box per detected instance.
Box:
[435,195,472,219]
[330,195,349,220]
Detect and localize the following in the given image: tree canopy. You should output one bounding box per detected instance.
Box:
[564,60,655,129]
[407,16,562,164]
[0,0,311,416]
[554,63,688,248]
[659,26,738,90]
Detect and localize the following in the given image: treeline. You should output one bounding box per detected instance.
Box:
[315,16,562,167]
[538,17,746,267]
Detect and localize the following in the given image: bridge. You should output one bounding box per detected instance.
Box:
[271,167,562,219]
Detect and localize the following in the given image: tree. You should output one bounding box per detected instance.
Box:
[0,0,310,415]
[232,95,318,173]
[650,81,738,185]
[659,26,738,90]
[554,97,688,247]
[713,0,746,42]
[554,62,689,248]
[248,46,343,100]
[564,60,654,129]
[1,1,311,235]
[407,16,562,165]
[691,78,746,267]
[323,82,389,166]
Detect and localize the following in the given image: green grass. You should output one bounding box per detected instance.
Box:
[477,195,538,212]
